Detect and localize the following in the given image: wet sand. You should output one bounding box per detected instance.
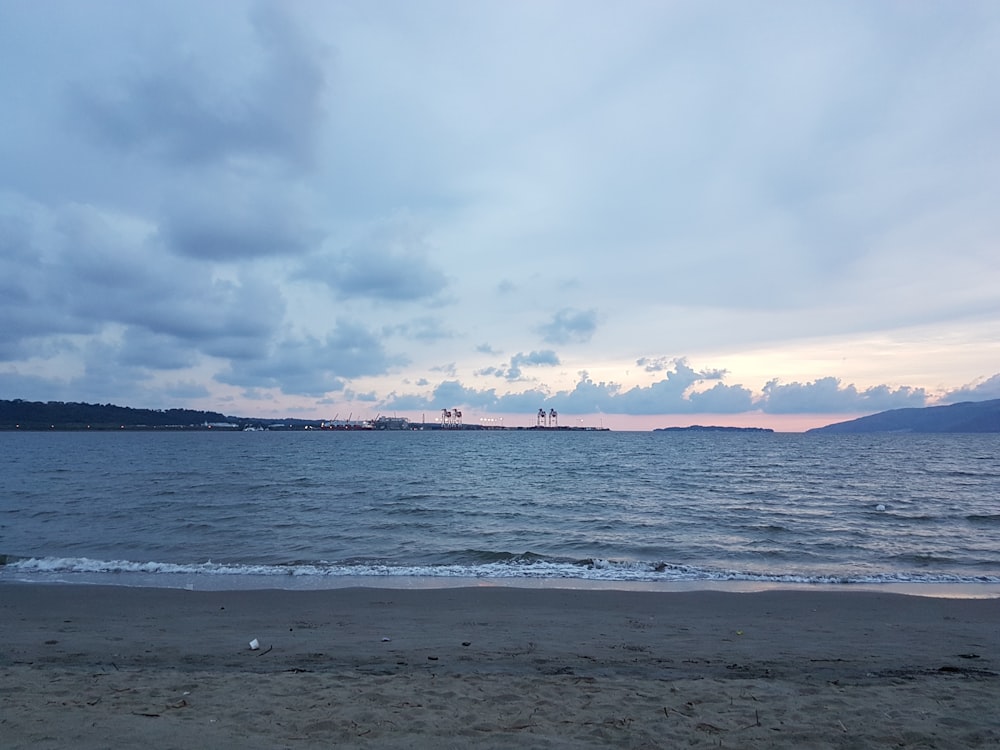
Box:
[2,584,998,748]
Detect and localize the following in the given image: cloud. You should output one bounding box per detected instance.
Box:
[304,218,448,302]
[0,197,288,362]
[384,380,498,412]
[70,3,326,171]
[2,3,998,423]
[217,320,406,397]
[382,317,454,342]
[0,198,101,350]
[549,374,621,413]
[118,328,199,370]
[1,336,186,409]
[159,184,319,261]
[636,357,671,373]
[477,349,561,381]
[538,308,598,344]
[379,360,946,418]
[596,361,751,415]
[513,350,561,367]
[942,374,1000,403]
[385,360,752,415]
[688,382,757,413]
[761,377,927,414]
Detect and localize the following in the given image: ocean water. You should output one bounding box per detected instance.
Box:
[2,430,999,593]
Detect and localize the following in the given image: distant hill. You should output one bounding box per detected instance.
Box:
[808,399,1000,434]
[654,425,774,433]
[0,399,320,430]
[0,399,232,430]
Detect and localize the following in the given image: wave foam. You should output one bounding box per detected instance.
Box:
[4,555,1000,586]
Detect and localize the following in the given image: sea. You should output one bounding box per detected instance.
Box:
[2,430,999,596]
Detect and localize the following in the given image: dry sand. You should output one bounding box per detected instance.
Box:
[1,584,998,748]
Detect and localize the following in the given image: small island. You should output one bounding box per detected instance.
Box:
[653,425,774,433]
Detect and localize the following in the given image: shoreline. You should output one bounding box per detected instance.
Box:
[4,571,1000,598]
[3,583,998,747]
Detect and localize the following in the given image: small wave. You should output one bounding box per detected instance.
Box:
[890,553,957,566]
[967,514,1000,524]
[880,514,939,522]
[5,555,999,586]
[448,550,554,564]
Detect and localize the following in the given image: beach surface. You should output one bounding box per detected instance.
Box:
[2,584,998,748]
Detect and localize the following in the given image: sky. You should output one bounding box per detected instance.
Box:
[1,1,999,431]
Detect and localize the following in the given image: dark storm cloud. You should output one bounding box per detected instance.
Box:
[117,328,199,370]
[0,372,66,404]
[159,190,318,260]
[314,319,408,379]
[305,220,448,302]
[538,308,598,344]
[0,301,95,360]
[71,4,326,170]
[0,204,99,353]
[383,380,499,412]
[62,351,218,412]
[3,337,182,409]
[0,198,287,368]
[160,380,214,401]
[760,377,927,414]
[71,339,158,398]
[69,263,285,352]
[216,321,406,396]
[66,209,284,347]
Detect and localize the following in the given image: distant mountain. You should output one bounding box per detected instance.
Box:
[808,399,1000,434]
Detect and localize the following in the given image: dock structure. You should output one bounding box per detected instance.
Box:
[536,408,558,428]
[302,408,608,432]
[441,408,463,428]
[526,408,606,431]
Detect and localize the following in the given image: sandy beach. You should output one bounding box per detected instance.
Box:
[2,584,998,748]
